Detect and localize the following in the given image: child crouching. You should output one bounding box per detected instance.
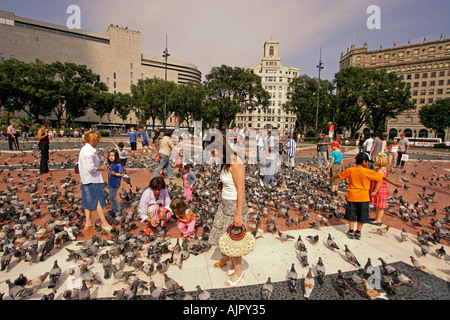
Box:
[170,198,196,240]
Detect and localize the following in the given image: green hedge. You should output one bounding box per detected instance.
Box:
[434,143,445,149]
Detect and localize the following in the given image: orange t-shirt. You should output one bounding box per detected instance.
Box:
[338,166,384,202]
[179,208,195,223]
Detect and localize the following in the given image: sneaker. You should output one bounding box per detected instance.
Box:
[346,230,355,239]
[369,221,382,226]
[354,231,361,240]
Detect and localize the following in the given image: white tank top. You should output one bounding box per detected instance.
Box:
[220,170,237,200]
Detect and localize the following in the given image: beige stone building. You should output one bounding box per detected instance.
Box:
[0,10,201,129]
[237,40,298,135]
[339,36,450,140]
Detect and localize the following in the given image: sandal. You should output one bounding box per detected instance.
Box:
[225,272,244,287]
[102,225,113,233]
[226,269,235,277]
[83,224,95,231]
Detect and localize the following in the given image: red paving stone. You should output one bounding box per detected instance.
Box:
[0,143,448,247]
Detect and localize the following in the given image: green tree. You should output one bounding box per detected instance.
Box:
[131,77,177,129]
[363,68,415,135]
[0,59,59,121]
[52,61,108,126]
[114,92,133,125]
[204,65,270,130]
[171,82,206,127]
[283,74,335,134]
[419,99,450,137]
[333,66,371,138]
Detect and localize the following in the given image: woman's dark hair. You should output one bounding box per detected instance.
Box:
[182,164,191,171]
[221,135,238,172]
[149,176,166,191]
[166,130,173,137]
[107,149,121,165]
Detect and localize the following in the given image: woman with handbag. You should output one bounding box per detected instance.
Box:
[209,135,251,287]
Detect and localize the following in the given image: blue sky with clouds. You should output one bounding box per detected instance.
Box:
[1,0,449,81]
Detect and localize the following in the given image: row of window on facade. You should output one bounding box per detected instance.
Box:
[364,44,450,62]
[363,128,445,140]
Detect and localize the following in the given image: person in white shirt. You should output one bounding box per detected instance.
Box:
[263,130,278,183]
[256,130,265,163]
[78,130,112,233]
[363,134,374,159]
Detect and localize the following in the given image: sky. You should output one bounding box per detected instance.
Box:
[1,0,449,81]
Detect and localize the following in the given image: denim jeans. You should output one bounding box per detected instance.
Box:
[109,186,120,213]
[396,151,406,168]
[264,158,276,183]
[153,153,174,179]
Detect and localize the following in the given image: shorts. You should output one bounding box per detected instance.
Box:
[120,158,127,167]
[344,201,370,224]
[130,142,137,150]
[81,183,107,211]
[142,140,149,147]
[330,163,342,186]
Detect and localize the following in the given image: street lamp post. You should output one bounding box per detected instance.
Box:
[315,48,324,137]
[162,35,170,134]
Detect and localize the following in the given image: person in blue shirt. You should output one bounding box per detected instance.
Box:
[140,126,150,153]
[129,127,138,156]
[328,141,344,197]
[107,149,124,215]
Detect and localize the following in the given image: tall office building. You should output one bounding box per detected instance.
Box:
[0,10,201,128]
[339,36,450,140]
[237,40,299,134]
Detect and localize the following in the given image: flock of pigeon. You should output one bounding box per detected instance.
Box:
[0,143,449,300]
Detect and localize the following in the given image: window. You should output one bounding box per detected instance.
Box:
[413,82,419,87]
[429,89,434,95]
[439,71,445,77]
[431,72,436,77]
[113,72,116,79]
[269,46,274,56]
[407,74,412,80]
[422,81,427,87]
[414,73,420,79]
[0,53,3,62]
[422,73,428,78]
[428,98,434,103]
[430,81,435,86]
[130,63,133,70]
[437,89,443,94]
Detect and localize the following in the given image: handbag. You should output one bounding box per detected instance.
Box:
[219,223,256,257]
[401,154,409,162]
[74,162,79,174]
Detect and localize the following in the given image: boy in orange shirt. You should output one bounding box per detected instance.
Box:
[326,153,403,239]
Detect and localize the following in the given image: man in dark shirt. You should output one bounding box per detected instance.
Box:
[316,133,330,169]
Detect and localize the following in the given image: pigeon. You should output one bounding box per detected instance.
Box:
[294,235,306,251]
[303,267,314,299]
[63,289,80,300]
[39,234,55,261]
[156,258,171,274]
[79,280,91,300]
[1,247,12,271]
[435,246,446,259]
[261,277,273,300]
[362,278,388,300]
[420,241,430,257]
[394,268,417,286]
[286,263,298,292]
[48,260,62,289]
[149,281,166,300]
[326,234,339,250]
[378,257,396,275]
[316,257,326,285]
[334,270,349,297]
[297,249,309,267]
[278,231,294,242]
[376,225,390,236]
[163,273,184,294]
[306,234,319,245]
[400,228,408,242]
[344,245,361,267]
[409,256,426,269]
[382,268,396,295]
[195,285,211,300]
[5,279,36,300]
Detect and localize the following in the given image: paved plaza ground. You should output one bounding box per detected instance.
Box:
[0,135,448,303]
